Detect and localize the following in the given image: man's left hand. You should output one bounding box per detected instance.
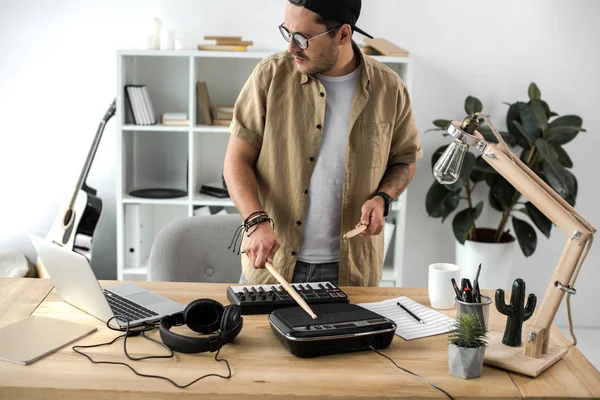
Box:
[356,196,385,237]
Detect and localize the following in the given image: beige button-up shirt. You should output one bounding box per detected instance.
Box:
[230,43,422,286]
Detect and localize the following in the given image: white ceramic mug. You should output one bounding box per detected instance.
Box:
[428,263,461,309]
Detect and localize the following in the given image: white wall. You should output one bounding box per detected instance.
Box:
[1,0,598,328]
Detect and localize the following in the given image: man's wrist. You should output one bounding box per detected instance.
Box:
[375,192,393,217]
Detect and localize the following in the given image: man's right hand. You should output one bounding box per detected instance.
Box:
[241,223,281,269]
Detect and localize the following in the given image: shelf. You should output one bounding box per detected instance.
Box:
[122,195,189,205]
[193,194,234,207]
[122,124,189,132]
[194,125,230,133]
[117,49,410,64]
[118,49,275,59]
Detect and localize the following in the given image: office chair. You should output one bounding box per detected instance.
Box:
[148,214,243,283]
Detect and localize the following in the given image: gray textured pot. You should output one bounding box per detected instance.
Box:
[448,344,485,379]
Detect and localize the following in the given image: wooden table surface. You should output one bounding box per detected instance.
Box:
[0,278,598,399]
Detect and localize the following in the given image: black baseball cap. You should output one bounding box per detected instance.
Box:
[289,0,373,39]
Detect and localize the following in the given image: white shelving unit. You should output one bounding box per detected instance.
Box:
[115,49,412,286]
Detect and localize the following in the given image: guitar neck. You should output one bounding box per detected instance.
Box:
[67,100,116,210]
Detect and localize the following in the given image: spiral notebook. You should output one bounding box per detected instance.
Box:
[357,296,455,340]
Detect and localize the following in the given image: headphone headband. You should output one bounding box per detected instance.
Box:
[159,301,243,354]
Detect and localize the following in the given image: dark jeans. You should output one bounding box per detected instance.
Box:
[292,261,339,285]
[239,260,339,285]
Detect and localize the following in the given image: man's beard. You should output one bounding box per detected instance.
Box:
[293,43,339,75]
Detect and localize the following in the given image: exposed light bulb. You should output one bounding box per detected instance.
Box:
[433,139,468,185]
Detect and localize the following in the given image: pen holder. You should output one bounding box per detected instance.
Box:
[456,295,492,332]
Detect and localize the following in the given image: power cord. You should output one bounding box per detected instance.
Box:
[72,316,232,389]
[368,344,455,400]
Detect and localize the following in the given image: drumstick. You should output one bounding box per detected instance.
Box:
[343,224,367,239]
[265,262,317,320]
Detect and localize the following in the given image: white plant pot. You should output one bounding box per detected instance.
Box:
[455,230,517,290]
[448,344,485,379]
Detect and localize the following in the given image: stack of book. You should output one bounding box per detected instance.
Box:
[196,81,234,126]
[161,112,189,126]
[211,106,234,126]
[197,36,253,52]
[360,38,409,57]
[124,85,156,125]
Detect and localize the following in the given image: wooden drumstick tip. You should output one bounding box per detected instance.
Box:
[264,262,318,319]
[343,224,368,239]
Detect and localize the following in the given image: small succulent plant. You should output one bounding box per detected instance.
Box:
[448,313,489,349]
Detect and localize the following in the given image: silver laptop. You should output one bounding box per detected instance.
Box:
[30,234,184,328]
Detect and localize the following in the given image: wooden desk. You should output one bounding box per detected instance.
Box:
[0,278,598,399]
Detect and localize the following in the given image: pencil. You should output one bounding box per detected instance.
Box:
[397,302,424,324]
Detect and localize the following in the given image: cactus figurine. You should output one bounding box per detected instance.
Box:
[495,278,537,347]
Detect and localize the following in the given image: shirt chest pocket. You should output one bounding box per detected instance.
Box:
[361,122,391,168]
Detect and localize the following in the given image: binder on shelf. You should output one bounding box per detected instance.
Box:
[124,85,157,125]
[124,204,153,267]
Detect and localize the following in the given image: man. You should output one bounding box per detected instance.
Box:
[223,0,422,286]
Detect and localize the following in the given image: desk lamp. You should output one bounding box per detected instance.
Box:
[434,113,595,377]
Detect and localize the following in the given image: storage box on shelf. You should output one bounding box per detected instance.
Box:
[116,49,412,286]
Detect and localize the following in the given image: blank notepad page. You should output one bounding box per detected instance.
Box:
[357,296,455,340]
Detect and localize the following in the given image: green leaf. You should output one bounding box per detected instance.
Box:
[488,190,504,212]
[528,83,541,101]
[540,100,554,119]
[524,202,553,238]
[518,102,542,141]
[452,202,484,244]
[425,182,461,222]
[506,102,531,149]
[433,119,451,129]
[471,155,495,182]
[546,126,582,145]
[534,138,558,163]
[542,161,570,202]
[530,99,548,131]
[446,152,476,192]
[552,144,573,168]
[512,216,537,257]
[547,115,585,145]
[486,174,516,211]
[465,96,483,115]
[513,120,535,148]
[431,145,449,170]
[476,126,517,146]
[561,168,578,206]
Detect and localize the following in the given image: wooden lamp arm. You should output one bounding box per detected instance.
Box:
[480,141,595,358]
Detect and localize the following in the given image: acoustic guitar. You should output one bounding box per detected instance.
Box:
[37,100,116,278]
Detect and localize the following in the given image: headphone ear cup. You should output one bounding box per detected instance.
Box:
[184,299,224,334]
[221,304,241,334]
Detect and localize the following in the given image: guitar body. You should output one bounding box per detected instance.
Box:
[35,100,115,278]
[37,190,103,278]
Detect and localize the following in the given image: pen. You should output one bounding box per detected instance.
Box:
[397,302,424,324]
[473,263,482,303]
[451,278,464,301]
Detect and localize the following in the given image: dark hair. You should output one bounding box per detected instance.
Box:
[288,0,345,38]
[314,14,345,37]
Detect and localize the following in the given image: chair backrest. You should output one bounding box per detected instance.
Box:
[148,214,243,283]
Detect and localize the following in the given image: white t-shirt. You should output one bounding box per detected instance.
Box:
[297,65,361,263]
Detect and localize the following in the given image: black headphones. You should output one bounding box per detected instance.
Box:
[159,299,243,354]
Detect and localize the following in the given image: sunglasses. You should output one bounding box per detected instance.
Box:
[278,23,341,50]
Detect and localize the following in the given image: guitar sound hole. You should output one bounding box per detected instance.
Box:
[63,209,73,226]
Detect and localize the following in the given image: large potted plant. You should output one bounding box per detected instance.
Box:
[426,83,585,289]
[448,312,488,379]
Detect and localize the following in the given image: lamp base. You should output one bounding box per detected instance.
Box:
[484,330,568,377]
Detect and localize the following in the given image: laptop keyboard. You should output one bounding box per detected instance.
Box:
[103,290,159,323]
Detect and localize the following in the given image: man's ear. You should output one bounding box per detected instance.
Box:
[339,24,353,44]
